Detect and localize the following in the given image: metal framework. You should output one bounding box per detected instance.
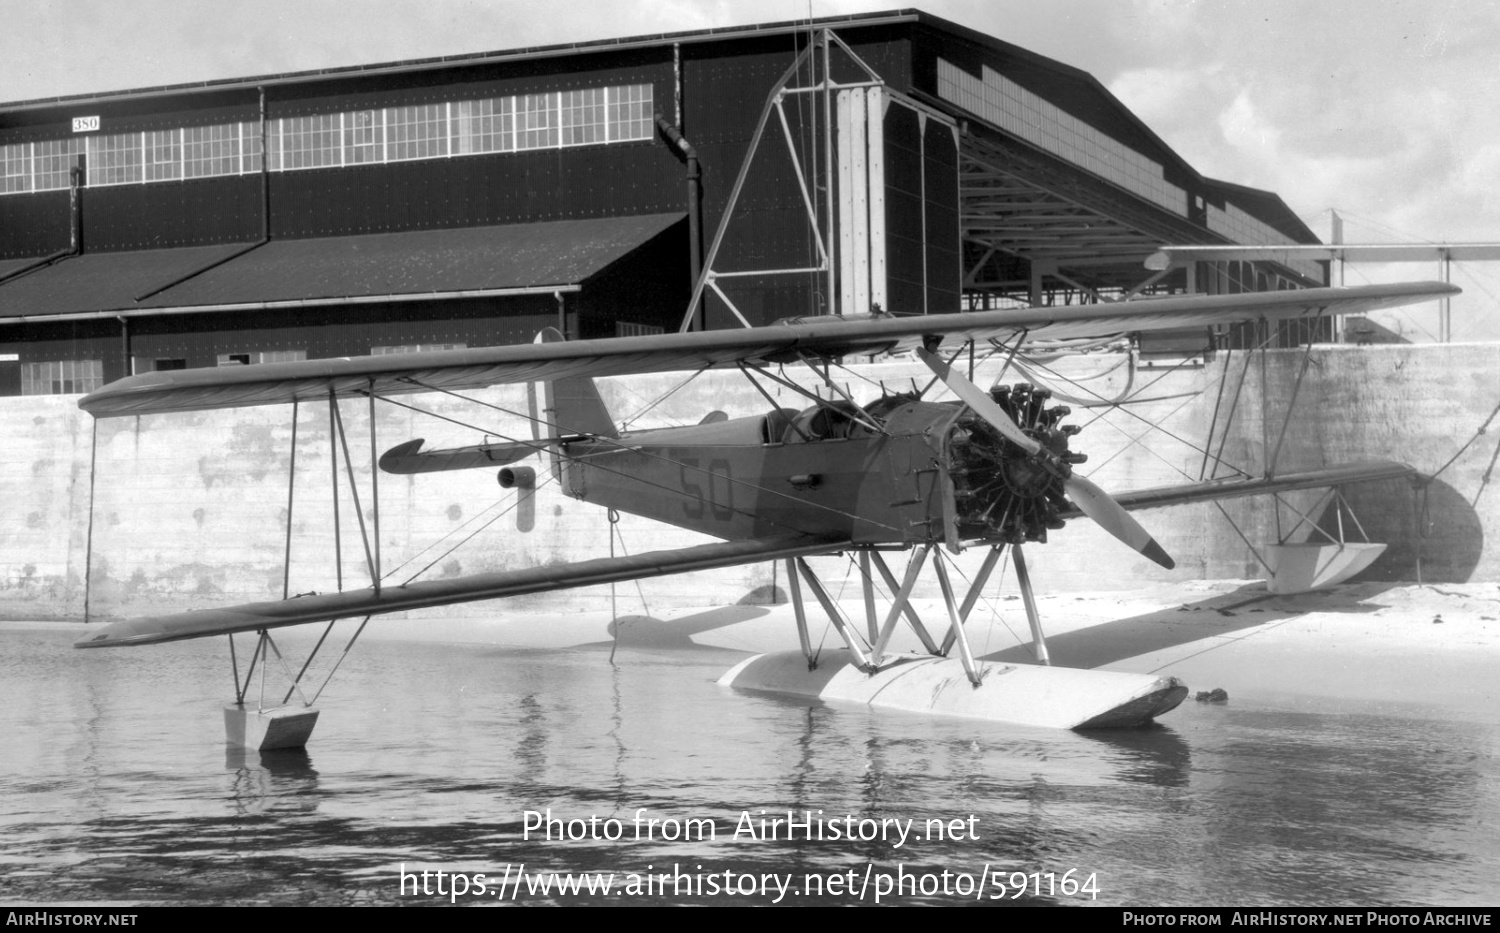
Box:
[783,540,1053,689]
[226,389,387,717]
[678,26,956,331]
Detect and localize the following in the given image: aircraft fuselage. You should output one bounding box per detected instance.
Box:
[561,392,1077,550]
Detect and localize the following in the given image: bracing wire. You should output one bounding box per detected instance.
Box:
[376,386,899,537]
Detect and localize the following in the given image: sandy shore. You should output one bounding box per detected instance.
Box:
[292,579,1500,725]
[28,580,1498,727]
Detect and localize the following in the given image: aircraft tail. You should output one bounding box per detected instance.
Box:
[533,327,618,439]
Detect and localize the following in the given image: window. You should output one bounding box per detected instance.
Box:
[145,129,182,181]
[608,84,653,141]
[153,358,187,371]
[344,110,383,164]
[21,360,103,395]
[371,343,467,355]
[256,349,307,364]
[184,124,241,178]
[1,83,650,197]
[278,114,342,170]
[616,322,664,338]
[516,93,558,150]
[264,119,281,171]
[241,121,264,173]
[217,350,307,366]
[561,88,607,146]
[387,104,447,161]
[1,143,31,194]
[452,97,513,155]
[88,132,143,186]
[31,139,84,191]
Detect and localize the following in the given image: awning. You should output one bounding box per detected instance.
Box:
[0,256,50,282]
[0,244,249,319]
[0,212,685,322]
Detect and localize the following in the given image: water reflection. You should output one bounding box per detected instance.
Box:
[1,623,1496,906]
[225,749,320,817]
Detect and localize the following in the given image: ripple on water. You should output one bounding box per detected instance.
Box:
[2,624,1496,906]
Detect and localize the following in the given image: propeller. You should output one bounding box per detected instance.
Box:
[916,347,1174,569]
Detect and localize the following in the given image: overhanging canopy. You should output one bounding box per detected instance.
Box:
[0,213,685,322]
[0,244,250,319]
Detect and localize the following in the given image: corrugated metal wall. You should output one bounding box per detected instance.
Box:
[881,99,960,316]
[0,55,685,256]
[0,190,72,258]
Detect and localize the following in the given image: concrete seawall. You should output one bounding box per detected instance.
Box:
[3,342,1495,623]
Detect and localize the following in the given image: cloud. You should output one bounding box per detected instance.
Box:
[1215,91,1280,165]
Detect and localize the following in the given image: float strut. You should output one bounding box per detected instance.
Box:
[869,546,940,659]
[785,557,816,669]
[870,544,934,664]
[859,549,880,644]
[933,552,983,686]
[1013,543,1050,666]
[940,544,1004,655]
[793,558,874,671]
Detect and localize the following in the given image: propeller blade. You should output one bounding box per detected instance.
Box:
[915,348,1040,455]
[916,345,1174,569]
[1064,474,1175,569]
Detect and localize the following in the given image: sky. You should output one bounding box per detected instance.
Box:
[4,0,1498,340]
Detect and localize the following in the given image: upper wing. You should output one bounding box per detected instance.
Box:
[76,534,846,648]
[79,282,1455,417]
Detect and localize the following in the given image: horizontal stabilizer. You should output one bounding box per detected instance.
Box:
[379,438,540,474]
[76,535,847,648]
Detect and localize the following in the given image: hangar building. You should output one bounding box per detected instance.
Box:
[0,8,1322,398]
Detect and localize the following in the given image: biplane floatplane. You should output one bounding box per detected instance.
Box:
[72,280,1454,748]
[67,28,1459,749]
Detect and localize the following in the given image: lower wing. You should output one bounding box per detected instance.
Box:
[76,534,846,648]
[1067,461,1418,516]
[74,463,1415,649]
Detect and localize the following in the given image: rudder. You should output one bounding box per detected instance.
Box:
[534,327,618,438]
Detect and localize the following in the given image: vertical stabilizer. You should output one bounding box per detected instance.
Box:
[534,327,618,438]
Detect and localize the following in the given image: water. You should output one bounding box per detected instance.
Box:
[2,621,1496,906]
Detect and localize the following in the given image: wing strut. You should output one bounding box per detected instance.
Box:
[330,391,379,593]
[282,400,299,599]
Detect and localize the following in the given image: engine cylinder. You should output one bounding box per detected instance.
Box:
[946,383,1079,545]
